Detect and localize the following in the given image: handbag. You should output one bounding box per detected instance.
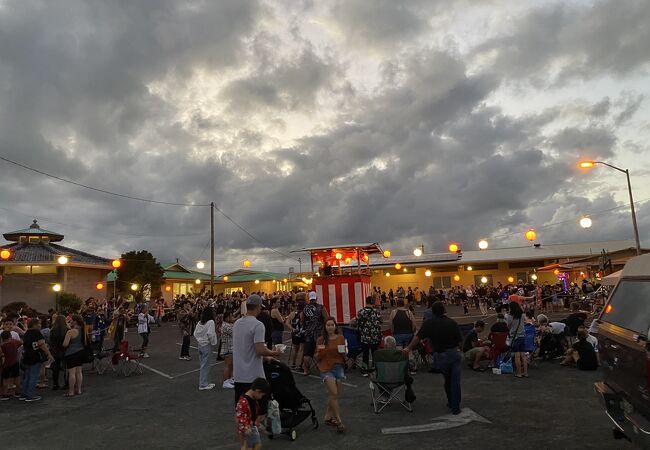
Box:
[498,355,513,374]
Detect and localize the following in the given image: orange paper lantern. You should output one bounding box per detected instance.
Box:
[525,229,537,242]
[383,250,391,258]
[362,254,369,263]
[507,276,515,283]
[335,252,343,260]
[553,269,560,275]
[224,275,230,281]
[165,286,171,292]
[95,282,104,290]
[395,263,402,270]
[0,249,10,260]
[453,275,460,282]
[448,243,459,253]
[243,259,251,268]
[111,259,121,269]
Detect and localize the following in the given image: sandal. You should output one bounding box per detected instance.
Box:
[325,418,339,427]
[336,423,346,433]
[514,374,524,378]
[63,393,75,397]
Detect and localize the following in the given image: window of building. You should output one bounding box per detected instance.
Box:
[19,236,28,243]
[433,276,452,289]
[172,282,194,297]
[28,236,40,244]
[4,265,31,274]
[225,287,243,295]
[516,272,527,283]
[30,265,57,274]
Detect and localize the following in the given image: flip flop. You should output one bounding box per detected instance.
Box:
[63,393,75,397]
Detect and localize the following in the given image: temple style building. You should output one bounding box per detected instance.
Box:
[0,220,113,312]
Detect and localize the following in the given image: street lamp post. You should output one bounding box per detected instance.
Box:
[580,161,641,255]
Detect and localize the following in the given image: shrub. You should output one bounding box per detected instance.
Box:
[58,292,82,314]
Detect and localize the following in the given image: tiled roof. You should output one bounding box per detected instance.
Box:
[0,242,111,266]
[3,219,64,242]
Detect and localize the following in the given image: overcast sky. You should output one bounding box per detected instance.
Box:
[0,0,649,273]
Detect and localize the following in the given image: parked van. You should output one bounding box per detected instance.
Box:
[594,253,650,447]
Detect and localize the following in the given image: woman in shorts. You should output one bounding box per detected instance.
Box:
[316,318,347,433]
[286,302,305,370]
[63,315,87,397]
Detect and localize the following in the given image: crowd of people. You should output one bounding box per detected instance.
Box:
[0,279,602,449]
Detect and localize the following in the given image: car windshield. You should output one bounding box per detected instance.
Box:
[602,279,650,335]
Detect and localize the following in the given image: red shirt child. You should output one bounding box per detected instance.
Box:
[235,378,269,450]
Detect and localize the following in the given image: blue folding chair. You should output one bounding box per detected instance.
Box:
[342,327,362,369]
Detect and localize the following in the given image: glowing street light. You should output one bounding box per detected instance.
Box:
[57,255,69,265]
[579,216,592,229]
[579,160,641,254]
[95,282,104,290]
[413,246,423,257]
[478,239,489,250]
[196,261,205,269]
[448,243,459,253]
[112,259,121,269]
[52,283,61,292]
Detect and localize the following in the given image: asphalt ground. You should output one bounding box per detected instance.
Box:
[0,305,632,450]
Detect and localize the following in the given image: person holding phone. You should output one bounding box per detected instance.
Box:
[316,317,347,433]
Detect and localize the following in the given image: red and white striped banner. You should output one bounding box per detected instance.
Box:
[314,276,371,323]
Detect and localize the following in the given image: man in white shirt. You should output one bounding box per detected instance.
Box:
[232,294,281,416]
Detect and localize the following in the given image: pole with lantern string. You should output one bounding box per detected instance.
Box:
[210,201,215,296]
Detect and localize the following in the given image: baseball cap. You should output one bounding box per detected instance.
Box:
[246,294,263,306]
[309,291,317,301]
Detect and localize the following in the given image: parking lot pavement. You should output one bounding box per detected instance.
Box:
[0,317,630,450]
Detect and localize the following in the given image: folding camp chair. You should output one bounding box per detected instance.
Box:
[91,344,114,375]
[342,327,362,370]
[489,332,508,367]
[369,358,413,414]
[111,341,143,377]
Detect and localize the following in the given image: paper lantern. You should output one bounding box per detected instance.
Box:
[195,279,201,285]
[553,269,560,275]
[394,263,402,270]
[413,247,423,257]
[507,276,514,283]
[57,256,69,265]
[282,278,288,283]
[224,275,229,281]
[579,217,592,229]
[52,284,61,292]
[383,250,391,258]
[243,259,251,268]
[448,243,459,253]
[530,274,538,281]
[0,249,10,260]
[335,253,343,260]
[425,270,432,277]
[196,261,205,269]
[466,266,473,271]
[478,239,488,250]
[385,272,391,277]
[525,229,537,242]
[131,284,139,291]
[605,304,613,314]
[112,259,121,268]
[453,275,460,282]
[362,254,369,263]
[254,280,260,285]
[480,277,488,284]
[165,286,171,292]
[95,282,104,290]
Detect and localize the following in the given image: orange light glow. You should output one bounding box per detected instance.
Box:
[525,229,537,241]
[224,275,230,281]
[335,252,343,260]
[579,161,595,168]
[448,243,459,253]
[453,275,460,282]
[395,263,402,270]
[344,257,352,264]
[507,276,515,283]
[111,259,121,269]
[243,259,251,268]
[554,269,560,275]
[362,254,369,263]
[0,249,10,260]
[165,286,171,292]
[383,250,391,258]
[95,282,104,290]
[605,304,613,314]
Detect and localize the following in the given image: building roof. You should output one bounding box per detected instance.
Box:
[0,242,112,268]
[3,219,64,242]
[369,240,636,269]
[217,269,291,283]
[293,243,384,254]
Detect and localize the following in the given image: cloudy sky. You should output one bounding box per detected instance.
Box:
[0,0,649,273]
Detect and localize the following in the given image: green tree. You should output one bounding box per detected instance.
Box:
[58,292,82,314]
[116,250,164,302]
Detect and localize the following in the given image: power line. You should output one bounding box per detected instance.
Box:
[0,155,210,207]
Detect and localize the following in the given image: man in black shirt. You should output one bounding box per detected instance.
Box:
[20,318,54,402]
[404,301,463,414]
[463,321,490,371]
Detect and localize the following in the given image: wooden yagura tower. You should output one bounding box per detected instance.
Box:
[294,243,384,323]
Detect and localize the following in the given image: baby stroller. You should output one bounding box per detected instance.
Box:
[264,360,318,441]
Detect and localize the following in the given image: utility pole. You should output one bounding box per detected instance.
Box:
[210,202,215,296]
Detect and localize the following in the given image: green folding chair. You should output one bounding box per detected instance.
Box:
[369,358,413,413]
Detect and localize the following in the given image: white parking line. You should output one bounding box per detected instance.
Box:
[139,363,174,380]
[173,363,223,378]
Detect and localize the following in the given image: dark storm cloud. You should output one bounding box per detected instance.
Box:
[475,0,650,83]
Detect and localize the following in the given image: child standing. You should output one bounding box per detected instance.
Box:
[0,331,22,399]
[235,377,270,450]
[137,306,155,358]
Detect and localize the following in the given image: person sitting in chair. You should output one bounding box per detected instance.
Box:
[373,336,415,403]
[463,320,491,372]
